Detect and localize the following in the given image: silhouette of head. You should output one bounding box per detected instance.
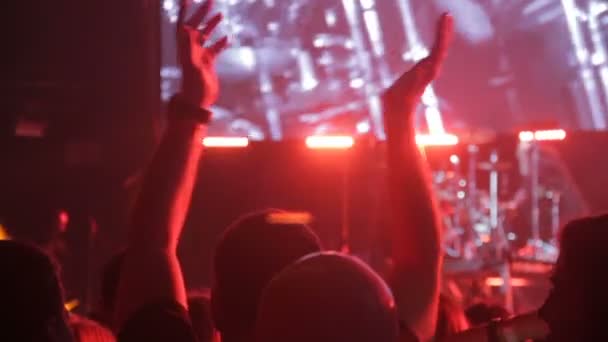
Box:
[539,214,608,341]
[0,240,73,341]
[211,209,322,341]
[255,252,399,342]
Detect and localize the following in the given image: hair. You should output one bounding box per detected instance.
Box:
[465,303,509,327]
[0,240,73,341]
[211,209,322,339]
[558,214,608,317]
[69,315,115,342]
[255,252,399,342]
[435,294,469,340]
[538,214,608,340]
[188,290,216,342]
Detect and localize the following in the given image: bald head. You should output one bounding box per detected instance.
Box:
[0,240,72,341]
[211,209,322,339]
[255,252,399,342]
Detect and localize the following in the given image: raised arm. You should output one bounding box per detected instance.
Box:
[114,0,227,329]
[383,14,453,341]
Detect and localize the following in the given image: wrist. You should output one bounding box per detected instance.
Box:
[168,93,212,125]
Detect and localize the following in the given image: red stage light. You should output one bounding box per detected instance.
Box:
[485,277,530,287]
[306,136,355,149]
[519,129,566,142]
[58,210,70,233]
[534,129,566,141]
[266,212,313,225]
[203,137,250,148]
[518,131,535,142]
[0,224,10,241]
[415,134,459,146]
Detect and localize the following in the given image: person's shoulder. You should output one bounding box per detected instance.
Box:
[118,300,197,342]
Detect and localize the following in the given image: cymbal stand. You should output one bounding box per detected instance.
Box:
[549,190,562,246]
[466,144,480,251]
[356,0,394,89]
[257,55,283,141]
[487,149,514,313]
[529,142,542,258]
[394,0,447,135]
[341,0,386,139]
[561,0,608,129]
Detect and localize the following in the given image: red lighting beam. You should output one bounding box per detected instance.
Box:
[203,137,249,148]
[519,129,566,142]
[306,136,355,149]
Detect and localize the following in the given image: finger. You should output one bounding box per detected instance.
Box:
[429,13,454,63]
[199,13,223,43]
[177,0,191,27]
[186,0,213,28]
[207,36,229,58]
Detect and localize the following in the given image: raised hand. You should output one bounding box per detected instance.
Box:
[177,0,228,108]
[382,14,454,341]
[383,14,453,133]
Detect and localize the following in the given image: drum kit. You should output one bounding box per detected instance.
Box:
[432,132,562,265]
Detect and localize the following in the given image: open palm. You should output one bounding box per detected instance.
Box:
[177,0,228,108]
[383,14,454,132]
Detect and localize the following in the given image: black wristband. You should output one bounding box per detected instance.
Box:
[168,94,212,124]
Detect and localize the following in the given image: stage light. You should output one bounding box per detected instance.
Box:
[58,210,69,233]
[518,129,566,142]
[356,121,371,134]
[266,212,313,225]
[534,129,566,141]
[449,154,460,164]
[485,277,530,287]
[64,299,80,312]
[415,134,459,146]
[519,131,535,142]
[0,225,10,241]
[306,136,355,149]
[203,137,249,148]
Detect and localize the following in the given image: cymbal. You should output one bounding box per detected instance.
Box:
[477,161,513,171]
